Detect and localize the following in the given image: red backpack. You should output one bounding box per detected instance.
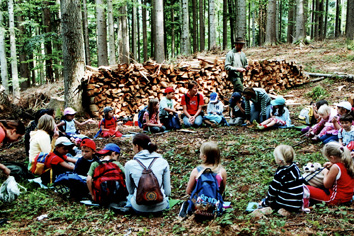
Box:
[92,161,128,206]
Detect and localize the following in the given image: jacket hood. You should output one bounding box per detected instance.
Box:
[134,149,162,160]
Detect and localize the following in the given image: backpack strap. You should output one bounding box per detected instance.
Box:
[305,167,326,183]
[184,93,200,106]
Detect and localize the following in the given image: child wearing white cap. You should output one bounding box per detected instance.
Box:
[204,92,225,126]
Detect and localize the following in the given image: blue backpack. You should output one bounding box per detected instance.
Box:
[138,106,148,128]
[187,167,224,220]
[54,172,89,200]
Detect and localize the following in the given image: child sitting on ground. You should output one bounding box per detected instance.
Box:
[86,143,125,203]
[159,87,181,130]
[74,138,99,176]
[204,92,225,127]
[259,145,305,214]
[57,107,92,138]
[307,104,336,142]
[254,96,290,129]
[228,92,245,125]
[307,142,354,205]
[143,98,166,133]
[100,106,123,138]
[338,114,354,150]
[41,137,78,185]
[179,141,227,217]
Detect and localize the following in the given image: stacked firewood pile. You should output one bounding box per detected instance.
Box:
[81,58,309,118]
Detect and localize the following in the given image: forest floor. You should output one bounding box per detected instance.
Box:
[0,38,354,235]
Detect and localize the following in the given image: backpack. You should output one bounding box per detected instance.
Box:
[92,161,128,206]
[298,106,314,125]
[135,158,164,205]
[187,167,224,220]
[138,106,148,128]
[54,172,89,200]
[1,161,34,182]
[30,152,51,175]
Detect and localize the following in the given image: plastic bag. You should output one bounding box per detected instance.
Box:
[0,176,27,202]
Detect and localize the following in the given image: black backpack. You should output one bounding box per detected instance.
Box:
[2,161,34,182]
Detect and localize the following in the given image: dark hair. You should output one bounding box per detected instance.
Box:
[272,105,285,117]
[243,87,256,97]
[0,120,25,135]
[147,98,159,119]
[340,113,354,123]
[315,100,328,110]
[45,108,55,117]
[35,109,47,123]
[133,133,157,153]
[187,81,198,90]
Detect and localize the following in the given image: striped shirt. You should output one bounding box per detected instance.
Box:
[263,162,305,211]
[244,88,271,117]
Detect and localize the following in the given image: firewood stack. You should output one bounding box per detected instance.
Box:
[81,58,309,118]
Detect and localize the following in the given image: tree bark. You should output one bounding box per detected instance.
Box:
[43,1,54,82]
[199,0,205,51]
[119,5,129,64]
[311,0,315,38]
[323,0,329,39]
[265,0,277,45]
[181,0,190,55]
[347,0,354,39]
[222,0,227,50]
[150,0,155,58]
[251,1,256,46]
[209,0,216,49]
[318,0,324,40]
[295,0,306,42]
[132,0,137,61]
[235,0,246,39]
[142,0,147,62]
[192,0,197,53]
[154,0,165,62]
[8,0,20,102]
[107,0,116,65]
[96,0,108,66]
[82,0,91,65]
[0,11,8,94]
[287,0,295,43]
[60,0,85,112]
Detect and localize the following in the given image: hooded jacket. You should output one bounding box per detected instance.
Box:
[125,150,171,212]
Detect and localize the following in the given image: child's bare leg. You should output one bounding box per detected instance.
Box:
[265,120,277,127]
[260,119,271,126]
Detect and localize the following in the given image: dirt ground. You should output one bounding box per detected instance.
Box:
[0,38,354,235]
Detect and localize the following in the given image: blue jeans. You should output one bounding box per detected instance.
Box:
[148,126,166,133]
[183,115,203,128]
[250,104,272,123]
[320,134,338,144]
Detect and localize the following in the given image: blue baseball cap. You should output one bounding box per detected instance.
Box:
[210,92,218,103]
[231,92,242,100]
[271,96,286,106]
[97,143,121,154]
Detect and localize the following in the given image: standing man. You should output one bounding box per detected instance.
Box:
[225,37,249,93]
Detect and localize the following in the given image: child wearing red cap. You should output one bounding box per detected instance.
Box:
[159,87,181,130]
[74,138,99,176]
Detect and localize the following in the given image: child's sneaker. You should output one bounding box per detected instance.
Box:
[252,120,259,126]
[178,201,189,218]
[257,125,265,130]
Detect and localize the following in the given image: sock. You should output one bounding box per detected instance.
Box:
[263,125,268,128]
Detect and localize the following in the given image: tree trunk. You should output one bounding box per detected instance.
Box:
[82,0,91,65]
[251,1,256,46]
[209,0,216,49]
[235,0,246,39]
[142,0,148,62]
[335,0,341,37]
[278,0,282,41]
[54,0,62,81]
[60,0,85,112]
[265,0,277,45]
[181,0,190,55]
[0,11,8,94]
[347,0,354,40]
[199,0,205,51]
[8,0,20,102]
[107,0,116,65]
[43,1,54,82]
[323,0,329,39]
[154,0,165,62]
[132,0,137,61]
[96,0,108,66]
[222,0,227,50]
[318,0,324,40]
[16,1,30,89]
[171,7,175,58]
[295,0,306,42]
[192,0,197,53]
[311,0,315,38]
[287,0,295,43]
[119,5,129,64]
[150,0,155,58]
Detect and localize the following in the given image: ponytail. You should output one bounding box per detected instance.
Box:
[133,133,157,153]
[323,142,354,178]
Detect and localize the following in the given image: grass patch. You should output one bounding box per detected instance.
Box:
[306,85,329,101]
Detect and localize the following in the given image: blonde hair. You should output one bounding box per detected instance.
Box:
[273,145,295,165]
[37,114,56,134]
[322,142,354,178]
[200,142,221,171]
[318,104,331,118]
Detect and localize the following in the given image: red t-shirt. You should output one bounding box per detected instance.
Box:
[0,126,5,144]
[44,152,67,169]
[101,117,117,130]
[181,93,204,115]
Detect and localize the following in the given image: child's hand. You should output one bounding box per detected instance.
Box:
[323,162,333,169]
[3,166,10,176]
[332,116,338,123]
